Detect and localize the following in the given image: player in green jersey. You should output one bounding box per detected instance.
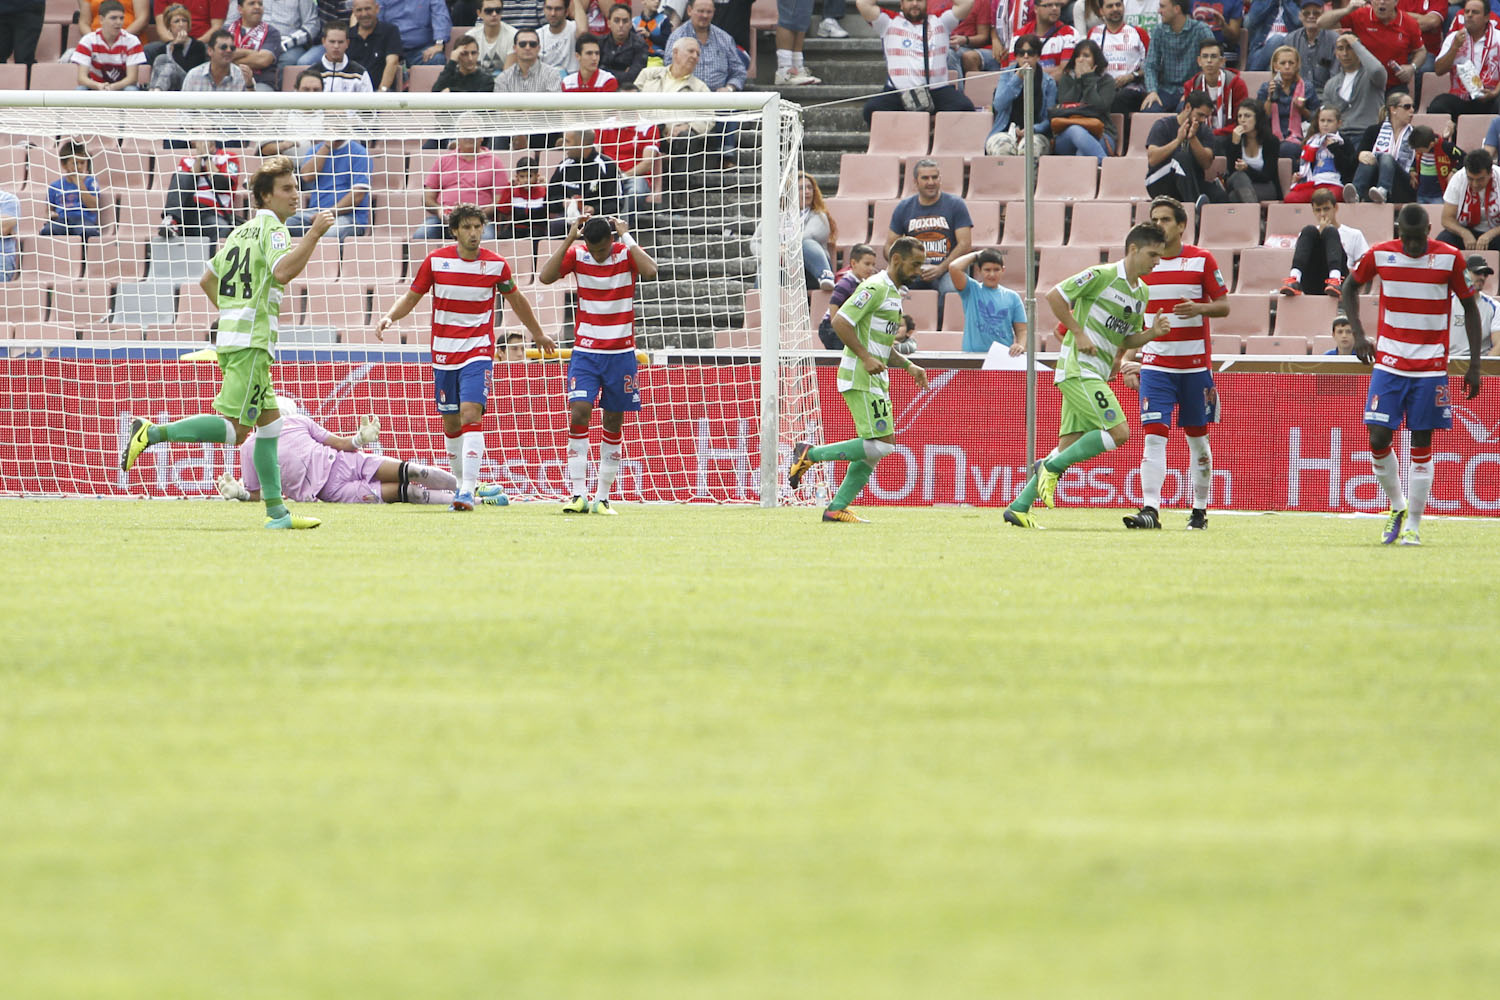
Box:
[119,156,335,529]
[786,236,930,523]
[1004,223,1172,528]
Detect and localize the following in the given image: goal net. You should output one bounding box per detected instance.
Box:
[0,91,826,505]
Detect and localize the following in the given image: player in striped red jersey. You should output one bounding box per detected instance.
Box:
[376,203,556,510]
[1342,204,1485,545]
[1120,196,1229,530]
[538,213,658,514]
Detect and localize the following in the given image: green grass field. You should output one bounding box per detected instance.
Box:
[3,500,1498,999]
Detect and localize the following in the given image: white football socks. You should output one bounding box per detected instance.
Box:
[1370,448,1406,512]
[567,430,590,498]
[1186,433,1213,508]
[595,433,622,503]
[1407,449,1433,529]
[460,429,483,495]
[1140,432,1167,508]
[445,433,463,483]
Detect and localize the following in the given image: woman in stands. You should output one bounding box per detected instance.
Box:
[1070,0,1105,35]
[1259,45,1317,159]
[1048,37,1116,163]
[987,35,1057,154]
[148,4,206,91]
[1225,99,1284,202]
[800,172,837,292]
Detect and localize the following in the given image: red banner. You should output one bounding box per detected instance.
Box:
[3,353,1498,513]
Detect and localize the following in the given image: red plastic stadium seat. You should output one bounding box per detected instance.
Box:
[0,64,27,91]
[1245,334,1310,355]
[1411,113,1448,135]
[967,155,1026,200]
[177,284,218,336]
[968,200,1000,245]
[1032,156,1098,201]
[1457,113,1492,151]
[867,111,930,155]
[27,61,78,92]
[964,73,994,110]
[304,285,371,330]
[1272,295,1339,338]
[835,153,901,201]
[34,23,65,63]
[1195,203,1261,250]
[1215,294,1271,337]
[1214,334,1244,355]
[1235,246,1293,294]
[1264,202,1316,242]
[0,283,47,325]
[871,197,902,247]
[940,293,964,331]
[1035,246,1104,291]
[1310,335,1337,354]
[43,0,73,22]
[920,331,964,351]
[1337,202,1394,246]
[1067,201,1134,250]
[32,235,86,282]
[999,200,1066,246]
[930,111,990,155]
[83,238,148,283]
[903,288,940,330]
[1097,157,1147,201]
[1127,112,1173,156]
[408,65,444,93]
[825,197,871,250]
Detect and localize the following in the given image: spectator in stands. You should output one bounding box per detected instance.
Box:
[1325,314,1356,353]
[547,130,621,232]
[1243,0,1300,72]
[1071,0,1105,36]
[1316,0,1425,95]
[494,25,563,97]
[894,312,917,354]
[1282,0,1337,91]
[572,0,607,35]
[161,140,242,242]
[596,119,659,215]
[1225,99,1284,201]
[288,136,371,244]
[77,0,149,38]
[636,36,716,195]
[1409,122,1459,203]
[225,0,282,90]
[499,154,549,238]
[146,0,229,67]
[800,173,837,291]
[449,0,478,27]
[148,4,209,89]
[1194,0,1243,67]
[1089,0,1150,115]
[502,329,527,361]
[600,3,648,84]
[413,131,508,239]
[634,0,676,57]
[1014,0,1076,79]
[1048,38,1117,161]
[949,247,1027,355]
[817,242,877,349]
[1320,32,1386,142]
[886,158,972,298]
[1260,44,1316,158]
[42,142,102,241]
[311,19,374,89]
[1449,253,1500,356]
[381,0,450,65]
[0,186,19,282]
[1287,106,1354,202]
[951,0,998,76]
[1184,37,1246,149]
[1279,186,1370,294]
[1401,0,1445,77]
[1145,90,1225,203]
[669,0,748,92]
[183,27,249,90]
[1430,0,1500,121]
[342,0,402,89]
[990,35,1062,153]
[562,33,620,90]
[467,0,516,76]
[1439,148,1500,249]
[503,0,546,31]
[73,1,148,91]
[225,0,317,67]
[773,0,821,86]
[709,0,753,50]
[1142,0,1214,112]
[258,70,327,157]
[434,32,494,89]
[539,0,584,73]
[1347,89,1416,203]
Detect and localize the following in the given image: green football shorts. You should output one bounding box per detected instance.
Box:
[842,388,894,439]
[214,347,275,426]
[1057,377,1126,436]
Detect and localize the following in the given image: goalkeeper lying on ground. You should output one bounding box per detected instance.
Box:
[216,401,506,507]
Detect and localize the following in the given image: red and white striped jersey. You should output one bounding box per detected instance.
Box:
[558,242,638,354]
[1351,239,1472,377]
[70,29,146,85]
[595,123,658,175]
[411,245,518,370]
[560,68,619,93]
[1089,23,1150,77]
[1139,245,1227,373]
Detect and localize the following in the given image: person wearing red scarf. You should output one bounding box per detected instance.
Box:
[1182,36,1246,151]
[1439,148,1500,250]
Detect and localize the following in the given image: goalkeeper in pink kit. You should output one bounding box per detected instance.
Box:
[215,407,469,506]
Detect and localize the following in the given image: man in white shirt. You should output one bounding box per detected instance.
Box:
[1449,253,1500,356]
[1279,186,1371,296]
[539,0,584,74]
[1439,148,1500,251]
[857,0,976,124]
[1090,0,1151,113]
[467,0,517,76]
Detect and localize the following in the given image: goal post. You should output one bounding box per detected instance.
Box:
[0,90,824,505]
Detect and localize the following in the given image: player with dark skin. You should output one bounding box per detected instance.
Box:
[1340,210,1483,466]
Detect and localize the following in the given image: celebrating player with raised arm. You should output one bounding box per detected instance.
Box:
[119,155,334,529]
[785,236,929,523]
[1119,195,1230,531]
[377,203,557,511]
[1340,203,1484,546]
[1004,224,1172,529]
[537,213,657,515]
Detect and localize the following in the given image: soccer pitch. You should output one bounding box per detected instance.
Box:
[3,500,1498,999]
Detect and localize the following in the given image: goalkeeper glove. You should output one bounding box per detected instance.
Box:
[216,472,251,501]
[353,415,381,449]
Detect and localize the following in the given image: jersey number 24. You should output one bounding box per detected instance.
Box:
[218,245,254,300]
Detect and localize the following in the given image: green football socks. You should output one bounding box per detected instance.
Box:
[150,413,235,445]
[253,435,287,518]
[808,437,868,463]
[1009,474,1040,514]
[1045,431,1110,474]
[829,459,873,510]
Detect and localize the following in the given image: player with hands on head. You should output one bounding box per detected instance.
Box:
[538,212,657,515]
[785,236,929,524]
[377,202,556,511]
[119,155,334,530]
[1004,224,1172,528]
[1340,202,1483,546]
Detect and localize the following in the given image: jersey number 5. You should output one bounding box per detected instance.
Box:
[218,245,254,300]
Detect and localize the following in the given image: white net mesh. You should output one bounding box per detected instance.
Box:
[0,93,823,503]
